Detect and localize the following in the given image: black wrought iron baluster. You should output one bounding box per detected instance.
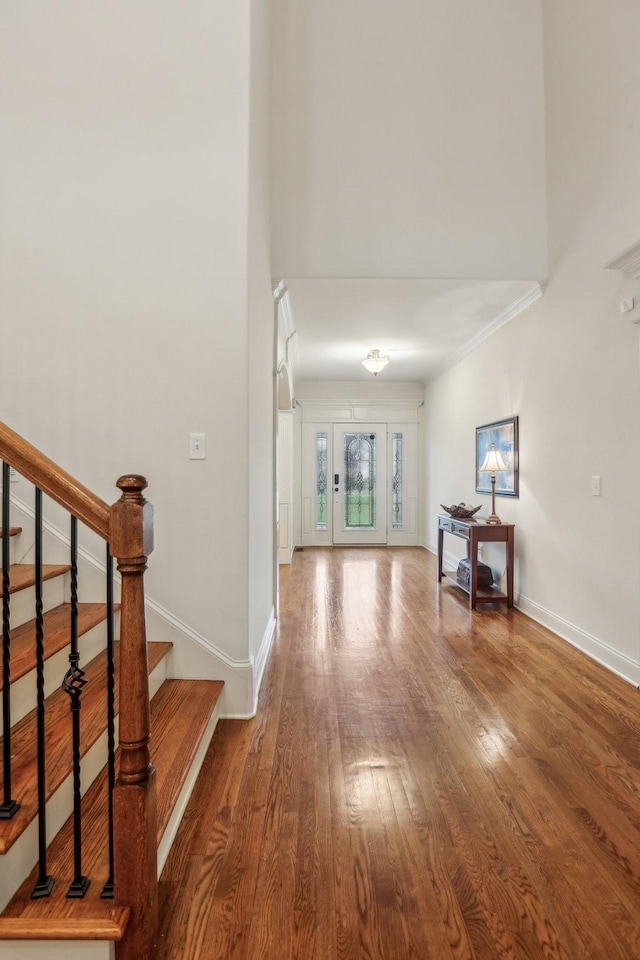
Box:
[62,515,89,898]
[0,462,19,819]
[101,547,115,899]
[32,487,54,898]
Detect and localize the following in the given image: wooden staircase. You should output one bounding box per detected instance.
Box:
[0,428,224,958]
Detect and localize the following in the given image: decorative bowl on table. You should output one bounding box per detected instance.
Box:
[440,502,482,520]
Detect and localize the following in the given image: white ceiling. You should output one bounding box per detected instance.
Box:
[283,278,542,384]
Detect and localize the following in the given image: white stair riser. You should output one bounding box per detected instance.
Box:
[6,578,67,632]
[0,655,168,914]
[0,540,17,567]
[0,941,113,960]
[1,619,118,736]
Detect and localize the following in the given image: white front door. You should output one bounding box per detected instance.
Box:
[332,424,387,544]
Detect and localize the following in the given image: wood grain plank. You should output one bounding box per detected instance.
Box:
[0,563,69,597]
[1,678,220,924]
[146,680,224,842]
[0,603,119,691]
[152,547,640,960]
[0,909,130,941]
[0,527,22,539]
[0,641,171,853]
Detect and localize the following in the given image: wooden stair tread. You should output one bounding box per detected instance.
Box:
[151,679,224,838]
[0,603,120,692]
[0,907,130,941]
[0,564,70,596]
[0,527,22,538]
[1,680,223,924]
[0,641,172,854]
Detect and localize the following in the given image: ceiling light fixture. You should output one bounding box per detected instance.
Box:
[361,349,390,376]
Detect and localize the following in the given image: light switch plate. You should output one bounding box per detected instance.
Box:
[189,433,206,460]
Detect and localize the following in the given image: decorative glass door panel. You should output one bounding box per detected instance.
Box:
[332,424,387,544]
[344,433,376,528]
[316,431,328,530]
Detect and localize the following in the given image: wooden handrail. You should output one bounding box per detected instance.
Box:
[0,422,110,539]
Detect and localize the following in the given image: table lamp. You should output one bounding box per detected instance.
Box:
[479,443,507,524]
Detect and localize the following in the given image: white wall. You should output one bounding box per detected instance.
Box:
[271,0,547,280]
[277,411,294,564]
[248,0,277,679]
[0,1,274,713]
[424,0,640,683]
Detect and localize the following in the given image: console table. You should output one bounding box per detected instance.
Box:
[437,515,515,609]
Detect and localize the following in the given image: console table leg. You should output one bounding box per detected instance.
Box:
[470,531,478,610]
[507,527,514,607]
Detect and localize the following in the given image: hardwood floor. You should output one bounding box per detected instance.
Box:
[155,547,640,959]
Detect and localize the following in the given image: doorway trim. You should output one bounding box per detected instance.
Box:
[297,398,422,548]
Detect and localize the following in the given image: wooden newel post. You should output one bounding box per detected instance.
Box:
[110,475,157,960]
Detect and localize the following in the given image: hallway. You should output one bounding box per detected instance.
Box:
[156,547,640,959]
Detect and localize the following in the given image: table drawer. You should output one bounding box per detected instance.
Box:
[439,517,452,531]
[452,521,470,537]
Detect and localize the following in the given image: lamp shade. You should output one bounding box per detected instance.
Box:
[479,443,507,473]
[361,349,390,375]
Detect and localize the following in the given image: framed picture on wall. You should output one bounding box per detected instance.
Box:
[475,416,519,497]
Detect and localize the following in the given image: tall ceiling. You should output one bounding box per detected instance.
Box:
[270,0,548,385]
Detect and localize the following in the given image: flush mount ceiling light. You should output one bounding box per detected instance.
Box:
[361,349,390,376]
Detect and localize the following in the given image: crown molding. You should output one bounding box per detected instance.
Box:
[429,281,544,383]
[604,240,640,278]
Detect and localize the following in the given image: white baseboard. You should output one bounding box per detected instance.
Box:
[145,601,278,719]
[7,492,275,718]
[426,539,639,688]
[250,608,276,716]
[6,493,119,603]
[144,602,254,718]
[516,593,640,688]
